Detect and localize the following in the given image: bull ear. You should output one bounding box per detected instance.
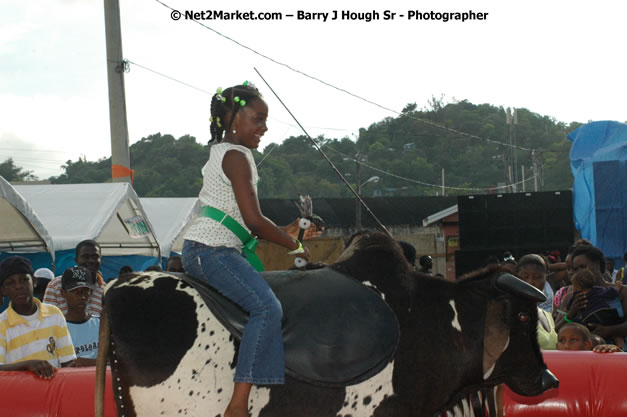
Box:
[483,300,510,379]
[495,273,546,303]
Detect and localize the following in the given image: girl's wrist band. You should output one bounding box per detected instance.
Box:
[563,316,573,323]
[287,240,305,255]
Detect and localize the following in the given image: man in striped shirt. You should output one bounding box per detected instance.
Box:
[0,256,76,378]
[44,240,105,316]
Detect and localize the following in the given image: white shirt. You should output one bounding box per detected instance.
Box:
[184,142,259,249]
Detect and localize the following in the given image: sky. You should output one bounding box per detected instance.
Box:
[1,0,626,180]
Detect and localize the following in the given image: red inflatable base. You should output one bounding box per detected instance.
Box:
[0,366,117,417]
[504,350,627,417]
[1,351,626,416]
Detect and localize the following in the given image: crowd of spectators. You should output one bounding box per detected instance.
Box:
[495,241,627,353]
[0,234,624,385]
[0,240,184,379]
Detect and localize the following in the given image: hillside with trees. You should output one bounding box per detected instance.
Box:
[16,99,581,197]
[0,158,37,182]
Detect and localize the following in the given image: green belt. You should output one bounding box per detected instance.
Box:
[200,206,264,272]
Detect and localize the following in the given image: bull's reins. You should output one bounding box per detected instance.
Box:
[254,67,392,237]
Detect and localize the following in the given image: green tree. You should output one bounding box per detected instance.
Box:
[0,158,38,181]
[51,157,109,184]
[49,100,582,197]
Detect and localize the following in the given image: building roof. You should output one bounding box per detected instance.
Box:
[422,205,459,227]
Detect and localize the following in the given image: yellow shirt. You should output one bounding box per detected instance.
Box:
[0,298,76,366]
[537,308,557,350]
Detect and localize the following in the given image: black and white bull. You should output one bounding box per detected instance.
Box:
[95,232,558,417]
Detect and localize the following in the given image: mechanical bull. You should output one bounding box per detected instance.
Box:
[95,232,558,417]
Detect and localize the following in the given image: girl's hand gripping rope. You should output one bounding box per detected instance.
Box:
[291,218,311,268]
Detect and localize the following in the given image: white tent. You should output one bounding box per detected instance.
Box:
[0,176,55,261]
[14,183,160,258]
[140,198,200,256]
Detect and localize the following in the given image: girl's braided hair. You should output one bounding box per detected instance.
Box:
[209,83,263,143]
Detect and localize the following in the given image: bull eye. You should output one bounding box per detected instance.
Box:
[518,312,530,324]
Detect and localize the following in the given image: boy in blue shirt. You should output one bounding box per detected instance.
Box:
[61,266,100,366]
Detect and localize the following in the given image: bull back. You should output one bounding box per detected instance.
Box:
[174,268,399,387]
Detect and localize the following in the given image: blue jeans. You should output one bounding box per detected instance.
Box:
[182,240,285,384]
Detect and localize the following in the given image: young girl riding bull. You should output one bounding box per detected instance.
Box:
[182,82,314,417]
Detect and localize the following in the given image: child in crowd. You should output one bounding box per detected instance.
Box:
[165,255,185,272]
[557,322,622,353]
[182,82,313,417]
[565,269,624,349]
[61,266,100,366]
[0,256,76,378]
[33,267,55,301]
[119,265,133,275]
[516,254,558,349]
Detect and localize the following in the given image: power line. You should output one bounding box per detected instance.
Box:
[0,147,71,153]
[151,0,532,151]
[323,144,537,192]
[124,59,213,95]
[0,155,68,165]
[256,125,293,167]
[123,58,359,134]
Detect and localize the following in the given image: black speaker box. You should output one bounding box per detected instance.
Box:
[458,191,574,250]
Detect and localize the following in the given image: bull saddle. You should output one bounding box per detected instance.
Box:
[176,267,399,388]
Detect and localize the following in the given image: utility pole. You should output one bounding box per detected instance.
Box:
[501,150,511,192]
[355,153,362,229]
[506,108,518,192]
[531,149,539,192]
[104,0,132,183]
[441,168,445,196]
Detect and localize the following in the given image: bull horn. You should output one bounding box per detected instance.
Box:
[94,302,110,417]
[495,273,546,303]
[541,368,559,391]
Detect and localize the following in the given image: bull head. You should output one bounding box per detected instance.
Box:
[495,273,546,303]
[483,272,558,396]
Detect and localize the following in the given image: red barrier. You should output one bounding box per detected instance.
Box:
[1,351,625,416]
[0,367,117,417]
[504,350,627,417]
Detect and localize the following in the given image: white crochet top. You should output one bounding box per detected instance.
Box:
[184,142,259,250]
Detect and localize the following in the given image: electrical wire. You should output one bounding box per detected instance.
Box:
[323,145,538,192]
[151,0,532,151]
[255,67,392,235]
[122,58,359,134]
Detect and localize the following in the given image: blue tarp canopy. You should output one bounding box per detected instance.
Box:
[568,121,627,268]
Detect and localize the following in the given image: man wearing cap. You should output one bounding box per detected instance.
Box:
[33,267,54,301]
[61,266,101,366]
[0,256,76,378]
[44,240,104,316]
